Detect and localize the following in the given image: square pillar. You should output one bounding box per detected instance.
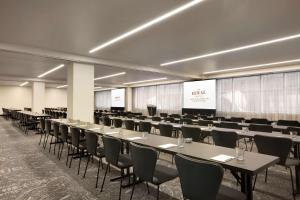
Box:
[67,63,94,122]
[32,82,45,113]
[126,87,132,111]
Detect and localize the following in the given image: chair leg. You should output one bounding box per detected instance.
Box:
[146,182,150,194]
[43,134,49,149]
[96,158,101,188]
[78,152,82,175]
[66,145,70,166]
[156,185,160,200]
[59,143,64,160]
[38,131,44,145]
[130,175,136,200]
[83,155,90,178]
[49,136,53,153]
[265,168,268,183]
[250,141,254,152]
[53,139,57,155]
[252,174,257,190]
[289,167,296,200]
[243,138,248,151]
[119,174,123,200]
[69,147,74,168]
[100,164,109,192]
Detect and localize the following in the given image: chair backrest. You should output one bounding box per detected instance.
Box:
[198,120,213,126]
[175,154,223,200]
[254,135,292,165]
[114,118,123,128]
[130,143,157,182]
[125,120,135,130]
[165,117,175,123]
[170,114,181,118]
[94,116,100,124]
[60,124,69,142]
[213,117,225,121]
[137,115,147,120]
[219,122,241,130]
[103,117,111,126]
[40,118,45,131]
[212,130,237,148]
[53,122,60,138]
[250,118,270,124]
[181,126,201,142]
[230,117,244,122]
[70,127,81,148]
[277,120,299,127]
[185,114,196,119]
[160,113,168,118]
[152,117,161,122]
[45,119,52,134]
[159,123,173,137]
[180,118,192,125]
[86,131,98,155]
[102,136,121,166]
[249,124,273,133]
[139,121,152,133]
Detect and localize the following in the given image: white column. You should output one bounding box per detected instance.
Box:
[67,63,94,122]
[32,82,45,113]
[126,87,132,111]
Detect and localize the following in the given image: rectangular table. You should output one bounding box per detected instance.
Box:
[52,118,279,200]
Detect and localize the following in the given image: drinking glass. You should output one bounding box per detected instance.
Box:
[290,131,297,139]
[235,147,245,161]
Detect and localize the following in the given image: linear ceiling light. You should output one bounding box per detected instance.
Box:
[19,81,29,87]
[38,64,65,78]
[89,0,204,53]
[161,33,300,66]
[94,87,103,89]
[56,85,68,89]
[95,88,116,91]
[203,58,300,75]
[123,77,168,85]
[94,72,126,81]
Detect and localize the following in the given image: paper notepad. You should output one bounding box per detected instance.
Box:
[105,132,118,135]
[159,143,177,149]
[211,154,234,163]
[127,137,143,141]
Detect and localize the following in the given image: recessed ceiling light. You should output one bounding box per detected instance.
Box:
[123,77,168,85]
[56,85,68,89]
[89,0,204,53]
[19,81,29,87]
[203,58,300,75]
[161,33,300,66]
[94,72,126,81]
[38,64,65,78]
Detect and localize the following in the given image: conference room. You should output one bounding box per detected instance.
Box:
[1,0,300,200]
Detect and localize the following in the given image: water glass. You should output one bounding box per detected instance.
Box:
[235,147,245,161]
[142,132,148,138]
[290,131,297,139]
[177,134,184,148]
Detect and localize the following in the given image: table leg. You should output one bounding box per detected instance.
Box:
[294,143,300,193]
[241,172,253,200]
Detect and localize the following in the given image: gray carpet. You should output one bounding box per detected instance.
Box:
[0,118,298,200]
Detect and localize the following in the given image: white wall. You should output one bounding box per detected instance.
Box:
[45,88,67,108]
[0,86,67,114]
[0,85,32,114]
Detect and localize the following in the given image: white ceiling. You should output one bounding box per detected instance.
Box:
[0,0,300,87]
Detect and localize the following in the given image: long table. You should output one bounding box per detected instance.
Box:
[52,118,279,200]
[17,111,51,118]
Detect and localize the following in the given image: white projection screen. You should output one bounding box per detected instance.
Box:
[183,80,216,109]
[111,89,125,107]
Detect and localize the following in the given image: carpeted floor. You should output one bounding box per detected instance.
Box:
[0,117,298,200]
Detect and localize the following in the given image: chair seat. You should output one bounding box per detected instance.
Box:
[117,154,133,168]
[217,185,246,200]
[96,147,105,158]
[285,158,300,167]
[152,164,178,185]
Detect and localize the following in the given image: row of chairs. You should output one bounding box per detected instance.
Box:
[11,111,39,134]
[44,109,67,119]
[39,119,246,200]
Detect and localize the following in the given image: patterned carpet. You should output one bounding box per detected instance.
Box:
[0,117,298,200]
